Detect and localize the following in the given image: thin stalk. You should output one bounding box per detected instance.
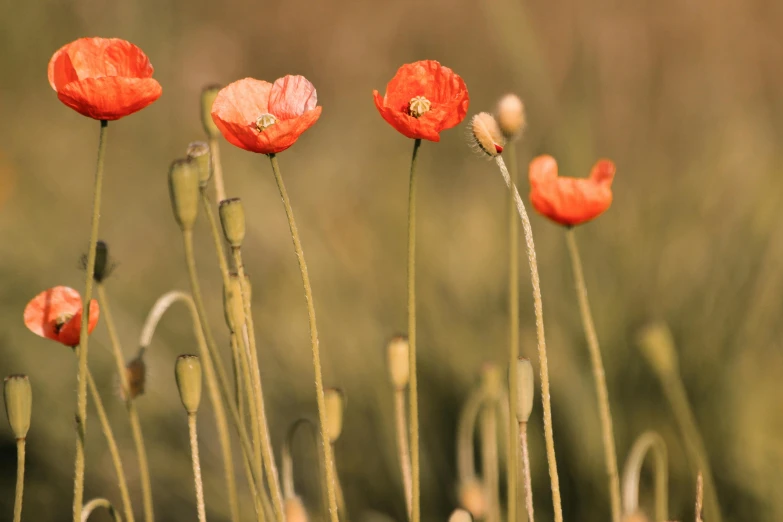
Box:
[74,119,109,522]
[506,142,520,522]
[97,284,154,522]
[457,388,487,482]
[494,155,562,522]
[394,389,413,516]
[281,419,329,519]
[564,229,621,522]
[13,439,25,522]
[621,431,667,522]
[518,422,534,522]
[331,446,348,522]
[695,472,704,522]
[480,406,500,522]
[209,137,227,203]
[86,370,135,522]
[188,413,207,522]
[268,153,339,522]
[82,498,122,522]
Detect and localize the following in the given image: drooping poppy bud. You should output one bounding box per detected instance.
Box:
[23,286,100,347]
[470,113,504,157]
[4,375,32,439]
[496,94,526,139]
[168,158,200,232]
[81,240,114,283]
[175,355,202,414]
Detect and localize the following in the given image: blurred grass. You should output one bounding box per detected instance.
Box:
[1,0,782,520]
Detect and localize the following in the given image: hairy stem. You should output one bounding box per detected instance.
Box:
[82,498,122,522]
[506,142,520,522]
[621,431,668,521]
[13,438,25,522]
[518,422,534,522]
[188,413,207,522]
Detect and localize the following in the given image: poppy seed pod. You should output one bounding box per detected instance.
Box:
[458,479,486,519]
[496,94,526,139]
[186,141,211,188]
[638,323,678,377]
[201,84,222,139]
[284,496,309,522]
[175,355,202,414]
[168,158,200,232]
[223,272,249,331]
[386,335,410,389]
[4,375,32,439]
[471,113,504,157]
[324,387,344,443]
[515,358,534,422]
[219,198,246,248]
[448,509,473,522]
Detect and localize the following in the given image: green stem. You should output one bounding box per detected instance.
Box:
[268,153,339,522]
[73,119,108,522]
[188,413,207,522]
[518,422,534,522]
[394,389,412,516]
[564,229,621,522]
[457,388,486,482]
[13,439,25,522]
[481,405,500,522]
[506,143,520,522]
[331,444,349,522]
[621,431,667,521]
[97,284,154,522]
[82,498,122,522]
[494,156,562,522]
[209,137,227,203]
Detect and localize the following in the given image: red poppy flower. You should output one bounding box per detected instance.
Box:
[210,76,322,154]
[373,60,469,141]
[23,286,100,347]
[48,37,162,120]
[529,155,615,226]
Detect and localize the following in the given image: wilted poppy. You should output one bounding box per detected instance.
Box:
[373,60,469,141]
[24,286,100,347]
[211,76,322,155]
[48,37,162,120]
[529,155,615,227]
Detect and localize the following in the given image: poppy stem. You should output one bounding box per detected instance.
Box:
[73,119,108,522]
[493,155,563,522]
[457,387,486,484]
[506,142,520,522]
[621,431,668,521]
[268,153,340,522]
[480,404,500,522]
[209,137,227,203]
[13,438,25,522]
[188,412,207,522]
[81,498,122,522]
[405,138,422,522]
[564,228,622,522]
[393,388,412,516]
[96,284,154,522]
[518,421,535,522]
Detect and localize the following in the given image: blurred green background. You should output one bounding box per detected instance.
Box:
[1,0,782,520]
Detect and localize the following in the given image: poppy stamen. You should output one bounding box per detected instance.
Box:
[408,96,431,118]
[54,312,74,334]
[256,113,278,132]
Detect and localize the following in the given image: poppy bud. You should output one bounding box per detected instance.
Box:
[81,240,114,283]
[496,94,526,139]
[175,355,202,414]
[121,349,147,401]
[168,158,200,232]
[637,322,678,377]
[186,141,211,188]
[223,272,249,331]
[448,509,473,522]
[324,387,344,443]
[481,362,502,400]
[201,84,222,139]
[471,113,504,157]
[219,198,246,248]
[284,496,309,522]
[386,335,410,389]
[458,479,486,519]
[515,357,534,422]
[4,375,32,439]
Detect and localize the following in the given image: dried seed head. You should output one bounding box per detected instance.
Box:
[448,509,473,522]
[219,198,246,248]
[256,113,278,131]
[496,94,526,139]
[201,84,222,139]
[409,96,431,118]
[515,357,534,422]
[4,375,31,439]
[175,355,202,414]
[458,479,486,519]
[122,350,147,401]
[284,496,309,522]
[187,141,211,188]
[168,158,200,232]
[637,322,678,377]
[471,113,504,157]
[324,387,344,443]
[223,272,249,332]
[386,335,410,389]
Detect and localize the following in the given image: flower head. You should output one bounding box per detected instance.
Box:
[373,60,469,141]
[211,76,322,154]
[529,155,615,226]
[23,286,100,347]
[48,37,162,120]
[470,113,504,157]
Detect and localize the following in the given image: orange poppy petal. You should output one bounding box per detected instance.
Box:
[211,78,273,127]
[269,75,318,120]
[373,91,443,141]
[57,77,162,120]
[23,287,100,346]
[590,159,616,185]
[213,107,322,154]
[57,301,100,347]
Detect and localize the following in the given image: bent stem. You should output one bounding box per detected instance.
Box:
[97,284,154,522]
[13,438,25,522]
[518,422,534,522]
[494,155,562,522]
[621,431,667,521]
[82,498,122,522]
[282,419,329,518]
[394,389,413,516]
[188,413,207,522]
[268,153,339,522]
[506,142,520,522]
[457,388,487,483]
[74,119,109,522]
[564,228,621,522]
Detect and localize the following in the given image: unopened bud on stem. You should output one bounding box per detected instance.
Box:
[471,113,505,157]
[4,375,32,439]
[219,198,246,248]
[515,357,534,422]
[496,94,526,139]
[175,355,202,414]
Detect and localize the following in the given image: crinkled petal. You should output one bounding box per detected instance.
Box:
[213,107,322,154]
[269,75,318,120]
[373,92,441,141]
[57,302,100,347]
[23,286,100,346]
[57,77,162,120]
[211,78,273,129]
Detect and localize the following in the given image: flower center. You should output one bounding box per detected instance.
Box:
[255,113,278,131]
[54,312,74,334]
[408,96,431,118]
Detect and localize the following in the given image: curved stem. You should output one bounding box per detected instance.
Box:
[188,413,207,522]
[506,142,520,522]
[209,137,227,203]
[13,439,25,522]
[565,229,621,522]
[281,418,329,518]
[494,156,562,522]
[621,431,668,521]
[394,389,412,516]
[457,388,487,482]
[74,119,109,522]
[97,284,154,522]
[518,422,534,522]
[268,153,339,522]
[82,498,122,522]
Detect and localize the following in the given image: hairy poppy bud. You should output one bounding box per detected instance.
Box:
[471,113,504,157]
[515,357,534,422]
[201,84,222,139]
[458,479,486,519]
[122,349,147,401]
[219,198,246,248]
[81,240,114,283]
[324,387,344,443]
[481,362,502,400]
[187,141,211,188]
[223,272,249,331]
[284,496,309,522]
[175,355,202,414]
[449,509,473,522]
[637,322,678,377]
[168,158,200,232]
[4,375,32,439]
[386,335,410,389]
[496,94,526,139]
